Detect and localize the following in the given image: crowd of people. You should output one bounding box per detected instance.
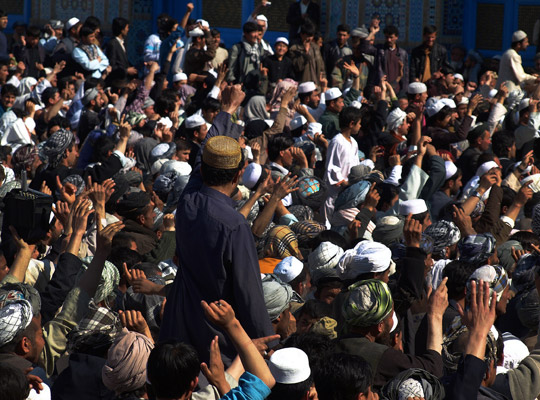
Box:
[2,0,540,399]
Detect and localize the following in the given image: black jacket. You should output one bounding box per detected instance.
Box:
[286,1,320,41]
[410,43,451,82]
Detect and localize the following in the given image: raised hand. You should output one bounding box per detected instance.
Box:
[403,213,422,248]
[201,299,236,329]
[200,336,230,396]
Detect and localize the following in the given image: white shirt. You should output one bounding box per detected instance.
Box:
[497,48,536,87]
[324,133,360,186]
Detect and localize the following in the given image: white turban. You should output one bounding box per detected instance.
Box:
[386,108,407,132]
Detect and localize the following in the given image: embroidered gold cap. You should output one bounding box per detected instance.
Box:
[202,136,242,169]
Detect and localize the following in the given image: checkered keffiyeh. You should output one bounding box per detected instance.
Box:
[67,300,122,353]
[0,293,33,347]
[308,241,344,285]
[43,129,74,167]
[458,233,496,265]
[382,368,444,400]
[424,220,461,259]
[264,225,302,259]
[397,378,424,400]
[532,203,540,237]
[290,220,326,248]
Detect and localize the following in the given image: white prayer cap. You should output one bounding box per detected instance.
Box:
[501,332,529,370]
[161,160,192,176]
[274,256,304,283]
[325,88,342,101]
[457,96,469,106]
[399,199,428,216]
[386,107,407,132]
[445,161,458,180]
[66,17,80,31]
[351,100,362,109]
[185,114,206,129]
[407,82,427,94]
[512,30,527,42]
[518,98,530,112]
[151,143,172,159]
[425,100,446,118]
[307,122,322,136]
[242,162,262,190]
[151,159,167,175]
[298,81,317,94]
[290,115,307,130]
[269,348,311,384]
[275,37,289,46]
[196,19,209,28]
[157,117,173,129]
[439,98,456,109]
[476,161,499,177]
[173,72,188,82]
[256,15,268,23]
[453,73,464,81]
[189,27,204,37]
[337,240,393,279]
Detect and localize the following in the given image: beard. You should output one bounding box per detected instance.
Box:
[375,328,392,347]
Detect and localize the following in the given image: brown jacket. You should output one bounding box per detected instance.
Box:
[289,42,325,85]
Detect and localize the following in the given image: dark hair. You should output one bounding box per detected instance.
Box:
[108,246,142,272]
[41,87,59,106]
[283,332,337,374]
[201,151,245,186]
[268,379,313,400]
[509,231,540,252]
[58,76,76,92]
[84,16,101,31]
[339,106,362,130]
[383,25,399,36]
[175,138,191,151]
[289,265,309,293]
[210,28,221,37]
[427,106,453,127]
[146,340,200,399]
[154,92,177,116]
[1,84,18,97]
[0,363,30,400]
[0,146,11,163]
[132,262,161,278]
[337,24,350,33]
[300,21,316,37]
[423,25,438,35]
[467,123,489,146]
[314,353,373,400]
[267,135,294,162]
[443,260,478,300]
[201,97,221,112]
[491,130,515,158]
[112,17,129,37]
[298,300,333,320]
[444,168,462,186]
[243,21,259,34]
[92,135,116,163]
[111,231,137,249]
[47,116,70,132]
[79,25,95,38]
[0,9,6,18]
[501,186,516,212]
[378,182,400,211]
[26,25,41,38]
[163,18,179,34]
[311,231,348,250]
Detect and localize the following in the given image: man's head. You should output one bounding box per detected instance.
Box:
[243,21,259,45]
[268,348,314,400]
[268,135,295,167]
[407,82,428,104]
[296,300,333,335]
[511,30,528,51]
[424,220,461,260]
[325,88,344,113]
[383,25,399,48]
[0,84,17,110]
[66,17,82,38]
[184,114,208,144]
[12,144,41,178]
[25,26,41,48]
[338,106,363,134]
[343,279,394,346]
[112,17,130,39]
[275,37,289,57]
[298,81,320,108]
[201,97,221,124]
[256,15,268,37]
[399,199,431,228]
[175,138,191,162]
[300,21,316,44]
[422,25,437,48]
[116,191,156,229]
[492,130,516,160]
[146,340,200,399]
[441,161,463,197]
[467,265,511,315]
[443,260,478,301]
[79,25,96,45]
[468,123,491,151]
[262,274,298,339]
[0,59,9,85]
[386,107,409,135]
[201,136,245,188]
[315,353,376,400]
[336,24,350,47]
[0,10,7,30]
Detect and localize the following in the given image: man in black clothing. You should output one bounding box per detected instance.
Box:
[262,37,294,90]
[13,26,45,79]
[410,25,451,83]
[105,17,138,77]
[323,24,352,81]
[286,0,320,42]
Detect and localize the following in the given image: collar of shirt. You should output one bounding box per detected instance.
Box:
[116,36,126,52]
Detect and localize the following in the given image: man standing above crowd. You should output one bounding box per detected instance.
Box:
[497,30,539,88]
[323,24,352,81]
[375,25,408,95]
[410,25,451,83]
